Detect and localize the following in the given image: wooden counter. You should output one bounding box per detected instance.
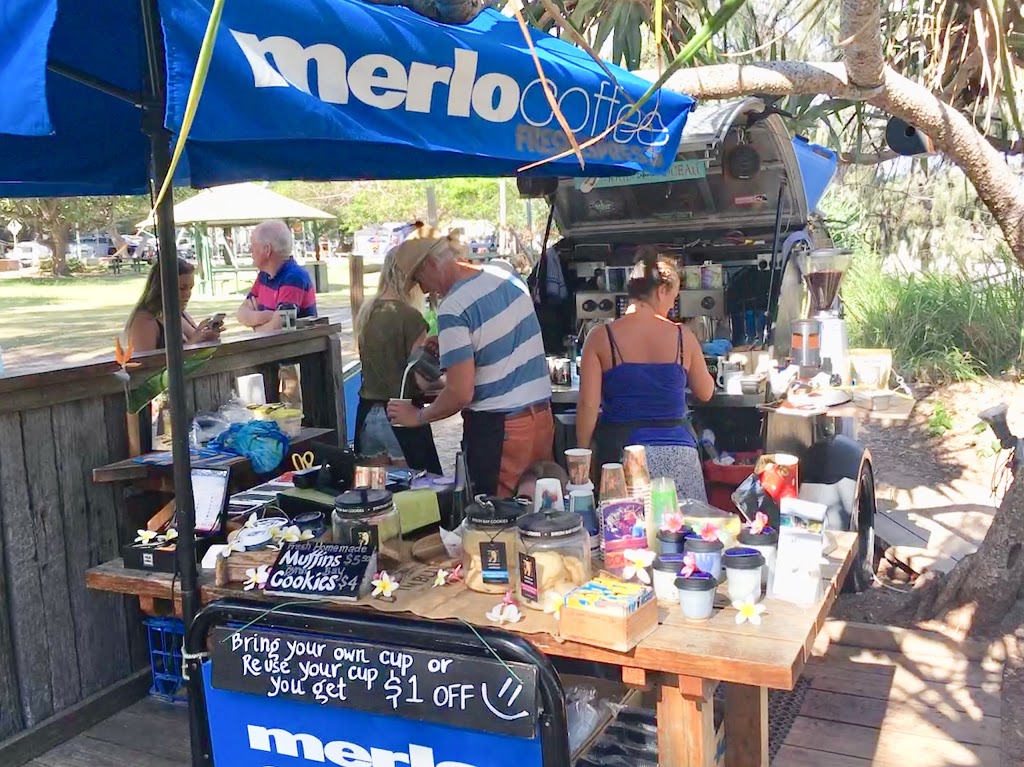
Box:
[86,532,856,766]
[0,325,347,746]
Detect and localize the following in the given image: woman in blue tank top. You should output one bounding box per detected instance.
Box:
[576,251,715,500]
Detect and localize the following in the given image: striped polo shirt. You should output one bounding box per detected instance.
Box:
[438,264,551,414]
[247,258,317,317]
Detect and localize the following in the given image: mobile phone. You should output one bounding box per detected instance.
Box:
[208,312,226,329]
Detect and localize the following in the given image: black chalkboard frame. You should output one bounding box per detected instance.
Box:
[186,598,572,767]
[210,625,540,738]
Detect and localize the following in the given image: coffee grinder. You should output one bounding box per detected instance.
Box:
[794,248,852,386]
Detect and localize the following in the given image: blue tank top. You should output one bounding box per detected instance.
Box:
[599,323,696,448]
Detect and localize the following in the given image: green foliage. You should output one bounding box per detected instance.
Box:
[842,250,1024,384]
[927,402,954,436]
[127,346,218,414]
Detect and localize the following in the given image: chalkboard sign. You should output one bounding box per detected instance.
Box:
[264,542,376,601]
[210,627,539,738]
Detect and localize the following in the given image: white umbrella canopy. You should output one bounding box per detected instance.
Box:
[137,182,335,228]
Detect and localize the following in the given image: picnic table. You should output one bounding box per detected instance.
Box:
[86,531,857,767]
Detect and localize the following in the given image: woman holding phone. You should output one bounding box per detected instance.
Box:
[125,257,224,352]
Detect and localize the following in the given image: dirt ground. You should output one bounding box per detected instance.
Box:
[831,378,1024,637]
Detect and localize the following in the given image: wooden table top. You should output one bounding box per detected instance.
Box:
[86,531,855,691]
[91,427,334,483]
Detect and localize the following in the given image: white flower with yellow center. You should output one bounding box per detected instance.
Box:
[622,549,656,584]
[372,571,400,599]
[134,529,159,545]
[733,600,767,626]
[486,602,523,625]
[242,566,270,591]
[433,568,450,587]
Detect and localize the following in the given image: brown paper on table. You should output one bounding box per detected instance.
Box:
[349,558,561,637]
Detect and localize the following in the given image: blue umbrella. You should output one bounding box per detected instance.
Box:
[1,0,696,194]
[0,4,695,761]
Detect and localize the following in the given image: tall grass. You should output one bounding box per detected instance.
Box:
[843,255,1024,383]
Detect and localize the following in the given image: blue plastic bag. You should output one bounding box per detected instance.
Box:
[210,421,290,474]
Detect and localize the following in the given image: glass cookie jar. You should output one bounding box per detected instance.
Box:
[463,496,531,594]
[332,489,402,564]
[516,510,591,611]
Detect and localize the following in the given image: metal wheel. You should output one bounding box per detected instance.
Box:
[843,461,880,593]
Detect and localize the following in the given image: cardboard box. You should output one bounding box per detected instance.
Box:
[559,593,659,652]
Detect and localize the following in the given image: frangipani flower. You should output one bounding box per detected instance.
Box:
[372,571,400,599]
[163,528,179,542]
[243,566,270,591]
[433,568,449,587]
[700,523,719,542]
[135,529,159,545]
[749,511,771,535]
[220,539,246,558]
[733,600,767,626]
[679,553,699,578]
[245,512,259,529]
[622,549,656,584]
[660,512,686,534]
[540,590,563,620]
[272,525,313,544]
[486,602,523,625]
[447,563,464,583]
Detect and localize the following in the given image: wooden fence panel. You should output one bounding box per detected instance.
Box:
[0,414,25,740]
[21,409,83,714]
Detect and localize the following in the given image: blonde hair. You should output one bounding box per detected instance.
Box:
[354,223,441,342]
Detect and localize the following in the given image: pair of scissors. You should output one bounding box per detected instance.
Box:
[292,451,316,472]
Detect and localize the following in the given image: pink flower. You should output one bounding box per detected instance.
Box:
[500,589,517,607]
[749,511,770,535]
[680,553,699,578]
[660,512,686,534]
[447,563,464,583]
[700,524,719,542]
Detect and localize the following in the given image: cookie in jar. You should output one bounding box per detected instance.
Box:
[516,510,591,611]
[463,496,531,594]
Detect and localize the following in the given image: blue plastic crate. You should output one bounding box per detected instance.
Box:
[145,616,187,701]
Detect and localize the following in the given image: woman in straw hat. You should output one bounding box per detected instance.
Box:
[353,223,442,473]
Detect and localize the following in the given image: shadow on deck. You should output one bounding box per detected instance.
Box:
[28,621,1007,767]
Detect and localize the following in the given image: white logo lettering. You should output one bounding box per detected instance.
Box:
[246,725,479,767]
[229,28,673,148]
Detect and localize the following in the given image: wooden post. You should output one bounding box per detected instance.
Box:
[724,684,768,767]
[658,675,717,767]
[349,253,365,322]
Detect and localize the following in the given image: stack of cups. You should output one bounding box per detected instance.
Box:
[532,478,566,512]
[650,477,679,545]
[598,462,628,557]
[565,449,599,556]
[622,445,654,548]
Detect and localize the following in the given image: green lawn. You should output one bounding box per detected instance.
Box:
[0,262,376,374]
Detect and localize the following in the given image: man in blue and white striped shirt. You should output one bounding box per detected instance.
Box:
[387,236,553,496]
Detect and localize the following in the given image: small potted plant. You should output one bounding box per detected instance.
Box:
[656,512,691,555]
[674,554,718,621]
[737,511,779,588]
[683,524,724,581]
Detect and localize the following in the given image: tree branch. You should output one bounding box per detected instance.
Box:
[636,61,864,101]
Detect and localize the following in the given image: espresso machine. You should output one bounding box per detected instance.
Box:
[793,248,852,386]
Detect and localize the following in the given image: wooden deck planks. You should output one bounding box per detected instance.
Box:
[777,623,1004,767]
[26,699,189,767]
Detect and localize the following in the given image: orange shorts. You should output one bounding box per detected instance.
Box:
[462,403,554,497]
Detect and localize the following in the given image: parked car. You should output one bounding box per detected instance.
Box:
[13,241,52,267]
[66,243,96,259]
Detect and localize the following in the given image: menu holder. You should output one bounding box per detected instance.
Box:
[770,497,827,605]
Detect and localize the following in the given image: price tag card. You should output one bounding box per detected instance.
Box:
[264,542,376,601]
